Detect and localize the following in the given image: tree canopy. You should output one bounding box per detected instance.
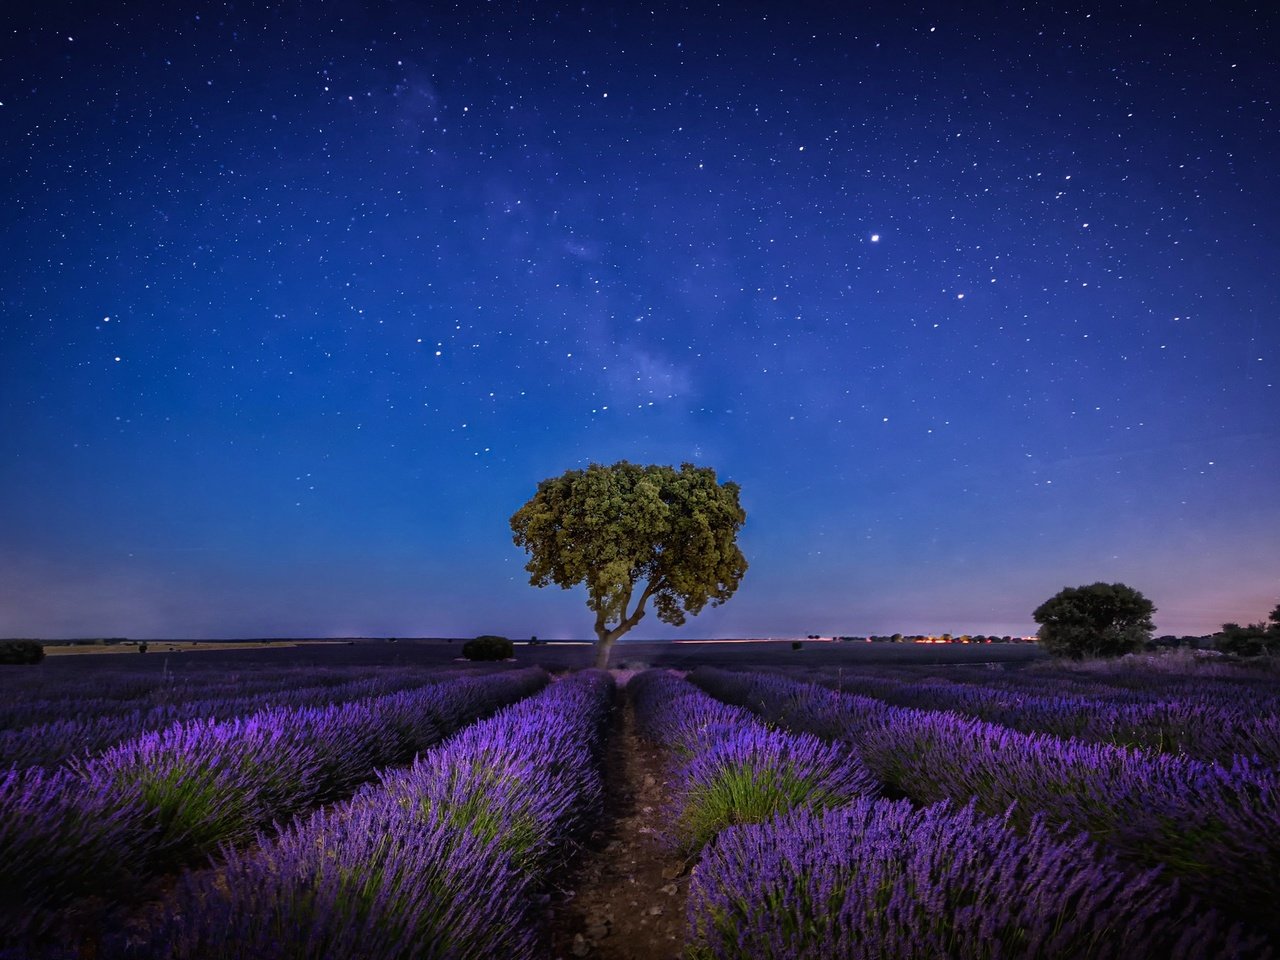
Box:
[1032,582,1155,659]
[510,461,747,668]
[1214,600,1280,657]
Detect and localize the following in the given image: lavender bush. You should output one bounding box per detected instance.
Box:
[688,797,1266,959]
[132,670,615,959]
[0,667,548,953]
[146,789,541,960]
[0,766,154,942]
[0,664,397,729]
[856,707,1280,930]
[376,685,609,876]
[80,713,318,858]
[0,668,461,769]
[630,668,757,756]
[794,667,1280,767]
[691,666,1280,937]
[630,669,876,852]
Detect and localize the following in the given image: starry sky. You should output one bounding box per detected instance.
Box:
[2,1,1277,641]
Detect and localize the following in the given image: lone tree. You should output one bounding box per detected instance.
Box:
[1214,600,1280,657]
[1032,582,1156,659]
[510,461,747,669]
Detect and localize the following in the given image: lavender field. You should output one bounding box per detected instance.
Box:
[1,642,1275,958]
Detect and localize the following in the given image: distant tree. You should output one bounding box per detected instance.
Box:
[1033,582,1155,659]
[463,635,514,661]
[1214,600,1280,657]
[511,461,747,669]
[0,640,44,665]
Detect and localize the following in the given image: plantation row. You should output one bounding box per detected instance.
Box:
[630,669,1263,959]
[793,666,1280,766]
[0,666,476,770]
[6,659,1275,958]
[128,669,614,958]
[834,658,1280,705]
[0,662,469,730]
[687,666,1280,943]
[0,662,392,722]
[0,667,548,951]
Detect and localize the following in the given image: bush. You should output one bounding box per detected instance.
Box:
[688,798,1260,960]
[1214,601,1280,657]
[0,640,44,665]
[1033,582,1155,659]
[463,635,514,662]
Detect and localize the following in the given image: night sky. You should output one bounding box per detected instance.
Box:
[2,1,1277,641]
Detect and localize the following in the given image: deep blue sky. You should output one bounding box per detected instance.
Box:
[2,1,1276,640]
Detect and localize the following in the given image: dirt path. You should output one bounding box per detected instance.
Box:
[546,682,690,959]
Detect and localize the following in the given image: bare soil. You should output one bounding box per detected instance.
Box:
[546,682,690,959]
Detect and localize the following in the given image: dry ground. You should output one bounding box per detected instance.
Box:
[546,677,689,959]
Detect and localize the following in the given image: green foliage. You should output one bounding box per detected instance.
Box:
[0,640,44,664]
[420,764,545,873]
[1214,601,1280,657]
[677,763,850,853]
[1032,582,1156,659]
[510,461,748,667]
[462,635,514,661]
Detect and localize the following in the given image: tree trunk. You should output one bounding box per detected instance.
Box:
[593,636,615,670]
[593,623,633,669]
[593,580,657,670]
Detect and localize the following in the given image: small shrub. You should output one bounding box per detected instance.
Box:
[463,635,514,662]
[0,640,44,665]
[1214,602,1280,657]
[667,723,877,853]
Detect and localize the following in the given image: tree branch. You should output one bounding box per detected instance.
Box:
[619,578,660,633]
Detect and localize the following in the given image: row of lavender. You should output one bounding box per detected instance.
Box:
[1,667,470,769]
[123,669,615,958]
[0,667,549,951]
[782,661,1279,721]
[821,657,1280,702]
[987,657,1280,695]
[794,666,1280,766]
[814,660,1280,709]
[691,666,1280,941]
[0,664,407,729]
[630,670,1260,959]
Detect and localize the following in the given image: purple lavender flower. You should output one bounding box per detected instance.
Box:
[147,801,539,960]
[631,670,876,852]
[689,797,1267,959]
[0,765,154,942]
[672,722,878,851]
[689,666,1280,938]
[0,667,550,955]
[132,670,615,960]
